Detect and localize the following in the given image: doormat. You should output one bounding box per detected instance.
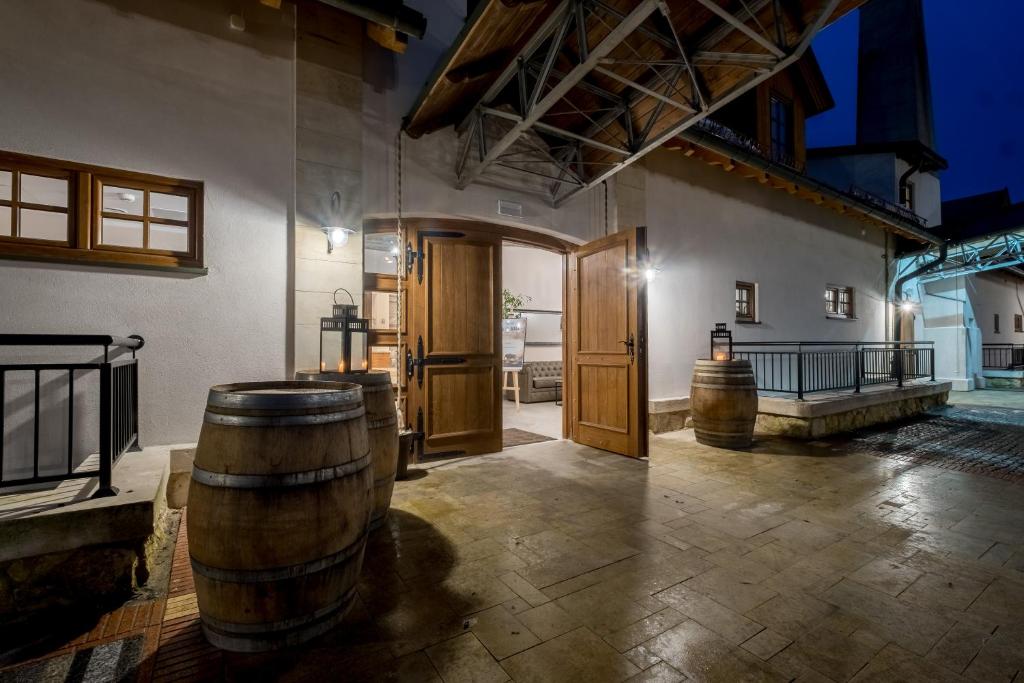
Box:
[503,428,555,448]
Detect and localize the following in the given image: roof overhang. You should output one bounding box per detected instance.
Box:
[670,125,942,245]
[404,0,867,207]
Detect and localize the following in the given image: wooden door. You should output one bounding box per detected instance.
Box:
[401,226,502,457]
[566,227,648,458]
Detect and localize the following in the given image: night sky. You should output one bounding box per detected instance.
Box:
[808,0,1024,205]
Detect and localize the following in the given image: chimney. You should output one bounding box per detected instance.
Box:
[856,0,936,151]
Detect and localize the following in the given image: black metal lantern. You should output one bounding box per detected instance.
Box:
[320,288,369,374]
[710,323,733,361]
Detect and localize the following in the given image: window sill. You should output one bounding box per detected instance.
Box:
[826,314,858,321]
[736,320,761,325]
[0,247,206,276]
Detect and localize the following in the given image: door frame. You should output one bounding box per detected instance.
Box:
[365,216,647,450]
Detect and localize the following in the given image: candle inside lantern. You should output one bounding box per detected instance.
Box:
[320,360,326,371]
[338,360,345,373]
[715,352,728,361]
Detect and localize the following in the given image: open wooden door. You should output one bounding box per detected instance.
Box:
[566,227,648,458]
[401,225,502,457]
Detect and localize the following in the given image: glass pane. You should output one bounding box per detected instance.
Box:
[350,332,367,373]
[368,291,398,330]
[20,209,68,241]
[0,207,11,236]
[150,192,189,221]
[320,329,345,373]
[150,222,189,252]
[21,174,68,207]
[364,233,399,274]
[102,217,143,248]
[0,170,11,201]
[102,185,143,216]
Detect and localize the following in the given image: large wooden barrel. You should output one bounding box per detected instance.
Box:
[690,359,758,448]
[296,370,398,530]
[187,381,372,652]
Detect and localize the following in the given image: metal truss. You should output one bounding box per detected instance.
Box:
[454,0,842,206]
[895,230,1024,289]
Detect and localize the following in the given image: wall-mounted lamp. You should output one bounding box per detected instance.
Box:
[644,267,661,283]
[322,191,355,254]
[900,299,915,313]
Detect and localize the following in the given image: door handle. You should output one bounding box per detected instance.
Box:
[619,334,635,365]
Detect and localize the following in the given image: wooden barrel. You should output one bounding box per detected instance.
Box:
[187,381,372,652]
[296,370,398,530]
[690,359,758,448]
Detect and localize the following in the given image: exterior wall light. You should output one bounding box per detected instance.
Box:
[321,191,355,253]
[644,267,660,283]
[322,226,355,253]
[900,300,915,313]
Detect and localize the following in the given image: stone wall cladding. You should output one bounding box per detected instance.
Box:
[756,391,950,439]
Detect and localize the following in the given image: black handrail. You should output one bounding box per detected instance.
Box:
[0,334,144,496]
[982,343,1024,370]
[731,340,935,399]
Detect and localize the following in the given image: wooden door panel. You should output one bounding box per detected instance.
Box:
[404,226,502,457]
[425,364,498,446]
[578,363,629,432]
[425,238,496,355]
[568,228,648,458]
[578,243,629,354]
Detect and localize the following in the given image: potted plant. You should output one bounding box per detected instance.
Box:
[502,289,531,319]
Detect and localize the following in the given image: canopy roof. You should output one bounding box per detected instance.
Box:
[404,0,866,207]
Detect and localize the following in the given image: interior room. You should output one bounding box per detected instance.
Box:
[500,241,564,443]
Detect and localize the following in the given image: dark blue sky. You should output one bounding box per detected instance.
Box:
[808,0,1024,203]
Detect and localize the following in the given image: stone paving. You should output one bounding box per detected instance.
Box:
[3,423,1024,682]
[850,404,1024,482]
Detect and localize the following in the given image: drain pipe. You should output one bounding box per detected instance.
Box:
[893,241,948,344]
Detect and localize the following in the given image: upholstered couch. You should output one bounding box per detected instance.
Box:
[510,361,563,403]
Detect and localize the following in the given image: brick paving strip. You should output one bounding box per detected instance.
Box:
[0,512,224,683]
[850,405,1024,483]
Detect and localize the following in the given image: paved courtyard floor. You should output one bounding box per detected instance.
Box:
[3,410,1024,682]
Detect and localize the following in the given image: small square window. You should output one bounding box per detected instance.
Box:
[1015,314,1023,333]
[826,286,854,318]
[994,314,1000,334]
[736,281,755,322]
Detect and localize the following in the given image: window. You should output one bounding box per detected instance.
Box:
[0,150,203,270]
[902,180,916,212]
[769,95,794,164]
[826,285,854,318]
[994,314,1000,334]
[735,281,755,322]
[1016,314,1023,333]
[363,225,400,384]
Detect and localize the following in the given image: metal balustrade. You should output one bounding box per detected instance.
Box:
[730,341,935,399]
[0,334,144,496]
[982,344,1024,370]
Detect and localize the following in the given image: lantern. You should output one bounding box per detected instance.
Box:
[709,323,733,361]
[320,288,369,374]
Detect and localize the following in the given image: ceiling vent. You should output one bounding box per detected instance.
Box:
[497,199,523,219]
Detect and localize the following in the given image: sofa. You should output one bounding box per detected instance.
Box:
[510,361,563,403]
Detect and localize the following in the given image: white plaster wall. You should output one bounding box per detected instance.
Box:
[914,276,982,390]
[0,0,294,453]
[643,149,889,400]
[502,245,563,362]
[971,271,1024,345]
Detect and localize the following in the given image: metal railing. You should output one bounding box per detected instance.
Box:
[0,334,144,496]
[982,343,1024,370]
[730,341,935,399]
